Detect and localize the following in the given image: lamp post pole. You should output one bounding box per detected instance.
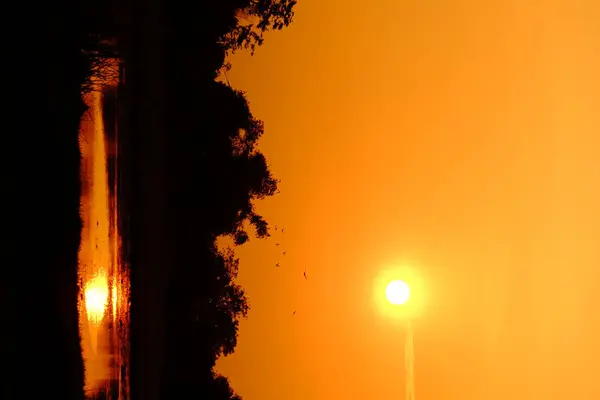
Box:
[405,319,415,400]
[382,276,418,400]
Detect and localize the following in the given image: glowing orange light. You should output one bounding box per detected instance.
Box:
[373,265,426,322]
[85,271,109,325]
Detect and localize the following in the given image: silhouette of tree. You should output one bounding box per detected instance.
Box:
[160,1,297,397]
[163,243,249,396]
[169,81,277,243]
[221,0,298,55]
[164,0,296,79]
[208,374,243,400]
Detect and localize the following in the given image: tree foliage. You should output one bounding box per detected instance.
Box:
[209,374,243,400]
[220,0,297,55]
[162,1,297,398]
[169,80,278,244]
[165,78,276,388]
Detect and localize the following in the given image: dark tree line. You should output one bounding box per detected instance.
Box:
[161,1,297,398]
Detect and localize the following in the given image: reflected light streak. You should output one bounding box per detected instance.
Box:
[77,58,129,399]
[85,271,109,325]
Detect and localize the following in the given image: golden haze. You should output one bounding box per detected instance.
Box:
[216,1,600,399]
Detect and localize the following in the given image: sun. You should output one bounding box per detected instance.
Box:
[386,280,410,305]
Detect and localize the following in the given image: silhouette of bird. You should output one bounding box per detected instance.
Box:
[275,243,280,246]
[283,251,287,255]
[275,263,280,268]
[303,268,307,280]
[281,228,285,234]
[292,310,297,316]
[274,225,278,231]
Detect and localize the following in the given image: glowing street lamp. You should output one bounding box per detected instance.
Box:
[373,266,424,322]
[373,266,424,400]
[386,279,415,400]
[386,280,411,305]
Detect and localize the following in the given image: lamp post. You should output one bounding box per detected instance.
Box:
[404,319,415,400]
[385,279,416,400]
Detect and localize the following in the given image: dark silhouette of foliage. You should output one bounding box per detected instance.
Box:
[160,0,297,398]
[208,374,243,400]
[221,0,298,55]
[164,0,296,79]
[163,243,249,396]
[169,80,278,243]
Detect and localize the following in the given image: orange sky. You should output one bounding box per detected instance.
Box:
[216,1,600,399]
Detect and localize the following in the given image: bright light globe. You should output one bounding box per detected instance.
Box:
[386,280,410,305]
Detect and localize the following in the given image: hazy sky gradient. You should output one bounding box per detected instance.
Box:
[216,1,600,399]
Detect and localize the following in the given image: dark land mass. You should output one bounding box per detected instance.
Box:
[14,2,92,400]
[123,1,296,398]
[12,1,297,399]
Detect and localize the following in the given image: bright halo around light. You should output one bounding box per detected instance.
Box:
[373,264,425,323]
[386,280,410,305]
